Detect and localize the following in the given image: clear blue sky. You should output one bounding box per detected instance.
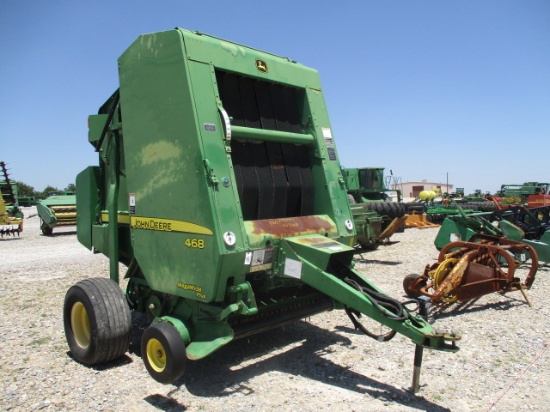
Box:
[1,0,548,194]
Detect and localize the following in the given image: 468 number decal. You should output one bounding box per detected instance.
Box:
[185,238,205,249]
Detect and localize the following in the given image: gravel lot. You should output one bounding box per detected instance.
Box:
[1,207,549,411]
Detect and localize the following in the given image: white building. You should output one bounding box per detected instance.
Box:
[393,180,454,200]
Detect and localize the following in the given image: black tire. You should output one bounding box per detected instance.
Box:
[141,322,187,384]
[41,225,53,236]
[64,278,132,365]
[403,274,427,299]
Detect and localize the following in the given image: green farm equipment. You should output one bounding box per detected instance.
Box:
[36,192,77,235]
[65,28,459,385]
[490,182,550,209]
[1,195,23,236]
[343,167,403,203]
[18,196,38,207]
[406,188,497,227]
[342,167,406,249]
[435,203,550,263]
[404,199,541,306]
[0,161,23,219]
[0,162,23,236]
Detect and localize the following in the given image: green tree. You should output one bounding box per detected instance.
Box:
[15,181,36,197]
[40,185,61,198]
[65,183,77,193]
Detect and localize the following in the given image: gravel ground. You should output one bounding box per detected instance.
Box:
[1,207,549,411]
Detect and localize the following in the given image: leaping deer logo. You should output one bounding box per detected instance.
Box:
[256,59,268,73]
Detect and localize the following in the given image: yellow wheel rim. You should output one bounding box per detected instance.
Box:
[146,338,167,373]
[71,302,91,349]
[432,258,458,288]
[431,258,459,303]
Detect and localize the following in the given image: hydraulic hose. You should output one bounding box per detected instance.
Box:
[344,277,410,321]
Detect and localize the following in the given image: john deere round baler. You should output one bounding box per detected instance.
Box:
[65,28,459,385]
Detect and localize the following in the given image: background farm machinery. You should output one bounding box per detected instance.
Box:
[489,182,550,209]
[1,161,23,218]
[342,167,407,249]
[36,191,77,235]
[435,203,550,263]
[0,161,23,236]
[405,189,497,228]
[402,198,544,307]
[64,28,460,386]
[1,194,23,236]
[404,233,538,305]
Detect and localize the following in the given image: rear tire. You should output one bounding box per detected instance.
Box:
[64,278,132,365]
[141,322,187,384]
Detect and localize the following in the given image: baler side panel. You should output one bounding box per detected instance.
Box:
[117,31,222,301]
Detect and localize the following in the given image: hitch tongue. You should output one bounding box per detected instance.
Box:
[433,328,460,340]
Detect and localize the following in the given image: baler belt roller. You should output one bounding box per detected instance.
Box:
[218,68,316,222]
[232,140,314,221]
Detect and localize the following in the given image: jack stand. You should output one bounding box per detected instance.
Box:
[411,296,431,393]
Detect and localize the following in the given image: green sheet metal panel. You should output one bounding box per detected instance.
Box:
[118,30,221,301]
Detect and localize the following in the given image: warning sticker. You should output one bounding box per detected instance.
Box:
[284,258,302,279]
[129,193,136,214]
[322,127,333,144]
[250,248,273,272]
